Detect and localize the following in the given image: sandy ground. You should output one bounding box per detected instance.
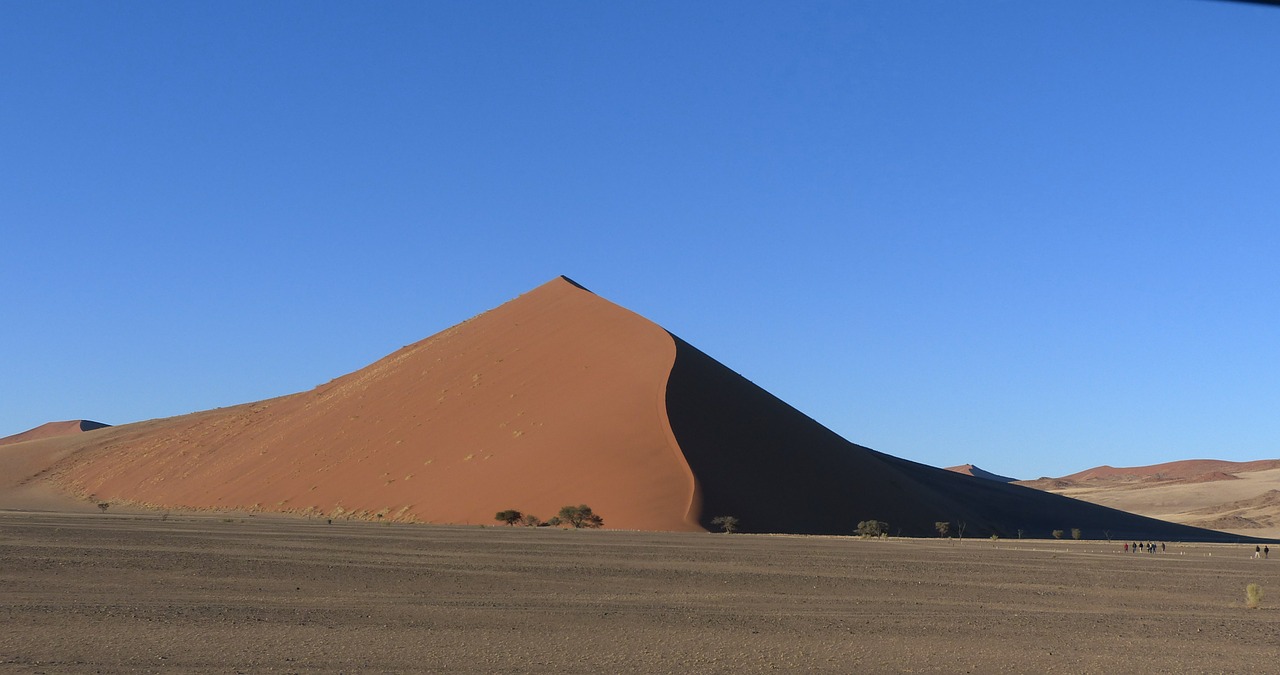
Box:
[3,512,1279,673]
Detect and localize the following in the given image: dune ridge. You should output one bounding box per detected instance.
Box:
[945,464,1018,483]
[0,420,109,447]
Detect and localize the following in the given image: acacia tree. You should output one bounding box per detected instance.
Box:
[935,521,950,538]
[856,520,888,538]
[710,515,739,533]
[494,509,523,526]
[556,504,603,529]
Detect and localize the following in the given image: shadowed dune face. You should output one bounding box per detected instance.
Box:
[29,278,700,530]
[664,336,1252,541]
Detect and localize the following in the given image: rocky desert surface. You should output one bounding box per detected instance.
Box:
[3,511,1278,673]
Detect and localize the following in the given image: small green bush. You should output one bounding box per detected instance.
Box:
[1052,529,1064,539]
[1071,528,1082,540]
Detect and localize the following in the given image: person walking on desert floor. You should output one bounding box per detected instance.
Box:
[1253,545,1261,559]
[1265,546,1270,559]
[1124,542,1129,553]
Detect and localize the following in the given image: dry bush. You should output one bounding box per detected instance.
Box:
[1246,583,1264,609]
[711,516,738,533]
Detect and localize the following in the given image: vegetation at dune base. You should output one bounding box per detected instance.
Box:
[1246,584,1264,610]
[1052,530,1064,540]
[494,510,544,526]
[935,521,950,538]
[710,515,739,533]
[495,510,524,526]
[1071,528,1082,540]
[856,520,889,538]
[551,504,603,529]
[97,503,110,513]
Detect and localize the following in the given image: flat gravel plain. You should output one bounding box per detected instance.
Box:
[2,512,1278,673]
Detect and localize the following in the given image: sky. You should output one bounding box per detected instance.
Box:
[2,1,1277,480]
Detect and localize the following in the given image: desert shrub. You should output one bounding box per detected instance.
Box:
[990,534,999,541]
[1247,584,1264,609]
[547,516,562,527]
[495,509,524,526]
[521,514,542,527]
[710,516,739,533]
[97,502,110,513]
[935,521,950,538]
[1052,529,1064,539]
[556,505,603,529]
[856,520,888,538]
[1071,528,1082,540]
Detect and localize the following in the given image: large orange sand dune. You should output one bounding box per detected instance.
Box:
[2,277,1264,541]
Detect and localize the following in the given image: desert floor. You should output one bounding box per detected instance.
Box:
[3,512,1279,673]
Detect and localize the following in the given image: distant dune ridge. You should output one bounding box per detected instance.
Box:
[0,420,109,446]
[0,277,1263,541]
[945,464,1018,483]
[1017,460,1280,540]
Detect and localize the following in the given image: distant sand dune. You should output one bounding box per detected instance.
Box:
[0,420,109,447]
[1018,462,1280,540]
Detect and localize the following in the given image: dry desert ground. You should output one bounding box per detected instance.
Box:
[3,511,1280,673]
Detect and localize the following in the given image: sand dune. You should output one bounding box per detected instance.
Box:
[945,463,1018,483]
[1018,461,1280,540]
[0,419,109,446]
[2,277,1262,541]
[6,278,697,530]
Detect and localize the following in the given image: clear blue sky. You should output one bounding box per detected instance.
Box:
[3,1,1277,479]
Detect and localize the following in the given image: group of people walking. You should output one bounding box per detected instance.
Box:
[1124,541,1164,553]
[1252,545,1270,559]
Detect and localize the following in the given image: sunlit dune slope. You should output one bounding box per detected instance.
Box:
[23,277,699,530]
